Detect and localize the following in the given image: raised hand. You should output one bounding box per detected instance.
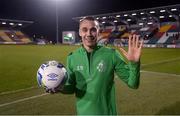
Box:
[119,34,143,62]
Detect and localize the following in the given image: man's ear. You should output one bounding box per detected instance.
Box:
[78,30,82,42]
[97,29,100,37]
[79,29,81,37]
[98,30,100,36]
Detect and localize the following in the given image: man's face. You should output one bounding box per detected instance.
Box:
[79,20,99,48]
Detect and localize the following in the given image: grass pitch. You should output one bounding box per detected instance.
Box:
[0,45,180,115]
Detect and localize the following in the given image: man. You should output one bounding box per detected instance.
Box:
[61,17,143,115]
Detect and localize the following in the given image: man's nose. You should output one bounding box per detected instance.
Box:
[87,30,92,35]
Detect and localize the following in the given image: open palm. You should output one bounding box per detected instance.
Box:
[119,34,143,62]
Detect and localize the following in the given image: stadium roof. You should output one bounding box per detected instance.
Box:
[0,18,34,29]
[73,4,180,26]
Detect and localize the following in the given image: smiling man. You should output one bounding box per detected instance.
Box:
[60,16,143,115]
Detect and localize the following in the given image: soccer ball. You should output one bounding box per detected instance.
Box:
[37,60,67,91]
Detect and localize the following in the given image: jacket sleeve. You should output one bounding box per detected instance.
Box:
[60,55,76,94]
[113,50,140,89]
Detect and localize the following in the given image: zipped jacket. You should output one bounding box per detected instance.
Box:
[63,45,140,115]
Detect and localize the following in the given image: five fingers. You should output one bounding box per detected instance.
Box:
[128,34,143,49]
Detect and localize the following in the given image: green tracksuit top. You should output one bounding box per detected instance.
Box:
[63,45,140,115]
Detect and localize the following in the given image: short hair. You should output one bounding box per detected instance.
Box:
[79,16,100,28]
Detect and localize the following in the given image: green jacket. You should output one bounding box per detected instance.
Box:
[63,45,140,115]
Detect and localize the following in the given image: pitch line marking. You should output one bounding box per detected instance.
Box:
[0,86,36,95]
[115,70,180,78]
[141,70,180,77]
[142,57,180,66]
[0,93,48,108]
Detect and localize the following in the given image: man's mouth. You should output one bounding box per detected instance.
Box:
[85,36,96,41]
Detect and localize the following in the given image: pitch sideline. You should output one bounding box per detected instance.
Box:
[0,93,48,108]
[141,70,180,77]
[142,57,180,67]
[0,86,36,95]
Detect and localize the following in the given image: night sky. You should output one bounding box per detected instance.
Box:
[0,0,179,42]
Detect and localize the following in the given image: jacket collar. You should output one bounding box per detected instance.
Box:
[80,44,101,54]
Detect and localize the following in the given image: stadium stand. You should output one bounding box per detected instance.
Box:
[73,4,180,48]
[0,19,33,44]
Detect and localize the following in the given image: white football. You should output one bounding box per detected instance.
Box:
[37,60,67,90]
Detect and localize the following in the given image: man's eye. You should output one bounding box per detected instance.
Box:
[81,28,87,32]
[91,28,97,32]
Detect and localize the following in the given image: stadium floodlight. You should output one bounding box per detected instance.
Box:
[18,23,22,26]
[113,20,118,23]
[9,23,14,26]
[150,11,155,14]
[171,8,177,11]
[139,23,143,26]
[169,15,173,17]
[52,0,69,44]
[55,0,59,44]
[2,22,6,25]
[116,15,120,17]
[160,10,166,13]
[159,16,165,18]
[147,22,153,25]
[132,13,137,16]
